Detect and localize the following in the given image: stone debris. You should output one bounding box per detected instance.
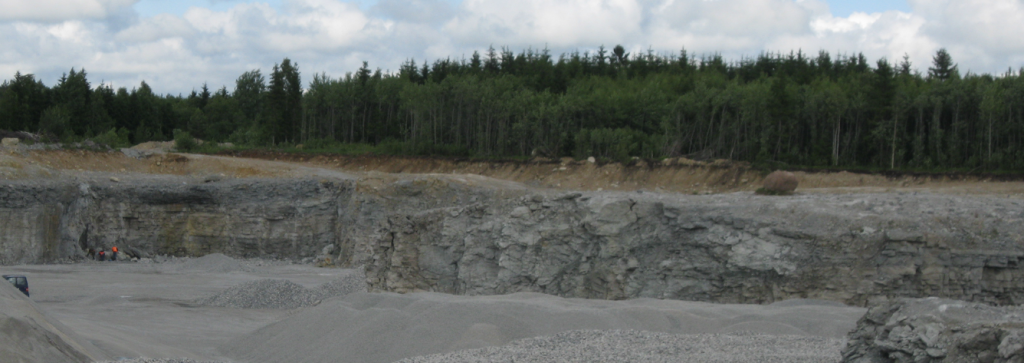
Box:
[194,271,365,309]
[398,330,845,363]
[841,297,1024,363]
[96,359,225,363]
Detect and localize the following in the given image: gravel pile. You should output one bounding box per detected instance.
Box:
[196,279,315,309]
[195,271,365,309]
[176,253,253,273]
[312,269,366,297]
[96,359,226,363]
[397,330,845,363]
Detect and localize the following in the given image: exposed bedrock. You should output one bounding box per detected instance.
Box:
[841,298,1024,363]
[364,189,1024,306]
[0,177,355,263]
[3,175,1024,306]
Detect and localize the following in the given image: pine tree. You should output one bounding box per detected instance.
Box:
[928,48,958,81]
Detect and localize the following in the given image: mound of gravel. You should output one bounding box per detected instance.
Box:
[398,330,844,363]
[196,279,314,309]
[96,359,226,363]
[1,280,98,363]
[176,253,252,273]
[195,271,365,309]
[312,270,366,297]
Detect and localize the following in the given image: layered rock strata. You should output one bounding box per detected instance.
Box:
[3,175,1024,306]
[365,189,1024,306]
[0,177,354,264]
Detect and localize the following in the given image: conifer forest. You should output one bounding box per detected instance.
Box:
[2,46,1024,171]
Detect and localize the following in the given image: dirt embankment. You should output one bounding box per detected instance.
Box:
[3,146,1024,197]
[226,150,1024,196]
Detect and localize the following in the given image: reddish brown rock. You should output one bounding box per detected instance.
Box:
[763,171,798,193]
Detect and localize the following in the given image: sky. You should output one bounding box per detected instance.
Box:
[1,0,1022,95]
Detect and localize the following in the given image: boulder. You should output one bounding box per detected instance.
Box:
[842,298,1024,363]
[1,137,19,147]
[763,171,798,193]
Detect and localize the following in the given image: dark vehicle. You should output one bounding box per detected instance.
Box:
[3,275,29,297]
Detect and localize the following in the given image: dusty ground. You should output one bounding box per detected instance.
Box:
[3,260,345,362]
[2,260,864,363]
[3,144,1024,198]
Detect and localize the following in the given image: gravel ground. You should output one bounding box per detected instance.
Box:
[397,330,844,363]
[194,269,365,309]
[222,291,863,363]
[95,359,225,363]
[175,253,254,273]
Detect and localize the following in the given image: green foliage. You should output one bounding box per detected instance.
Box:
[575,128,645,163]
[91,127,131,148]
[38,104,71,138]
[4,48,1024,172]
[173,129,198,152]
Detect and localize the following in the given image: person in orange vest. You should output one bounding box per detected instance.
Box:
[111,246,118,261]
[98,250,106,261]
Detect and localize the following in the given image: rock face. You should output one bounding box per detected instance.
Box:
[763,170,798,193]
[365,189,1024,306]
[0,177,355,264]
[842,298,1024,363]
[3,175,1024,306]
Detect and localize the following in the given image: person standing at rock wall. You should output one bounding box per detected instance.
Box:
[111,246,118,261]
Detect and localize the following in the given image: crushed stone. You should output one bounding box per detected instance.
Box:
[175,253,253,273]
[194,270,365,309]
[397,330,844,363]
[96,359,226,363]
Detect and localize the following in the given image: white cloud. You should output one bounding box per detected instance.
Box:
[443,0,644,47]
[115,14,195,42]
[0,0,136,22]
[2,0,1024,94]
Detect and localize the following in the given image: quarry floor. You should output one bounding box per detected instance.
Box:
[3,260,337,361]
[3,260,867,363]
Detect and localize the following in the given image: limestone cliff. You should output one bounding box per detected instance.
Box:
[1,177,353,264]
[3,175,1024,306]
[361,188,1024,306]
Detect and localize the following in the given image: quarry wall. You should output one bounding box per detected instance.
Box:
[2,176,1024,306]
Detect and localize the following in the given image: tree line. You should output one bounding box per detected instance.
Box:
[2,45,1023,171]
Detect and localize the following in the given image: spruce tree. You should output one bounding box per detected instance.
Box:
[928,48,958,81]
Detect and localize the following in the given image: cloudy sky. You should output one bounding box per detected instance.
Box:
[2,0,1023,94]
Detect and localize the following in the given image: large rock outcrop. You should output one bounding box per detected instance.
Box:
[0,177,355,263]
[363,189,1024,306]
[3,174,1024,306]
[842,298,1024,363]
